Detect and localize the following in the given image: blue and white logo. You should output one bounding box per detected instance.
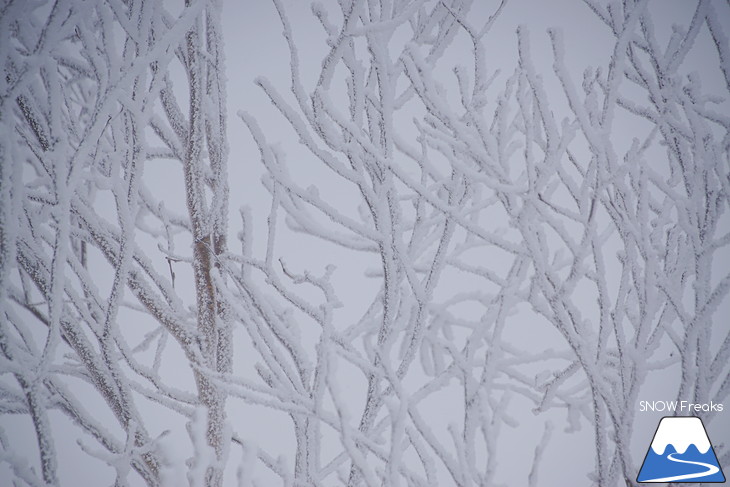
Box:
[637,416,725,483]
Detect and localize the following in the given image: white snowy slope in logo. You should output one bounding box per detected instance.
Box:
[637,416,725,483]
[650,417,710,455]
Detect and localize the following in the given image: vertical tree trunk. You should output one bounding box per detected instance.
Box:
[182,2,230,485]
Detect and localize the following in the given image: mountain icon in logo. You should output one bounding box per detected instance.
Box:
[637,416,725,483]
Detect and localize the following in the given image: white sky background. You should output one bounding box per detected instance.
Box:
[2,0,730,485]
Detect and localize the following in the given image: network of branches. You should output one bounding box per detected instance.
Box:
[1,0,729,486]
